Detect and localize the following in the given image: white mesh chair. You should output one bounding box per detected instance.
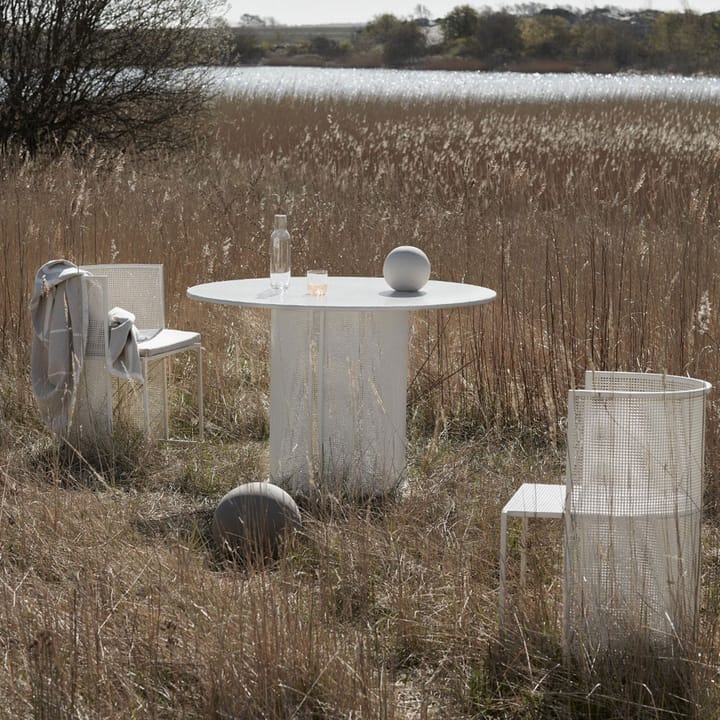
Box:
[81,264,204,441]
[499,371,711,655]
[565,371,710,654]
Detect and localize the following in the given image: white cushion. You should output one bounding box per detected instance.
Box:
[502,483,565,519]
[137,328,200,357]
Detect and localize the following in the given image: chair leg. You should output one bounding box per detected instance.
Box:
[499,515,531,631]
[139,348,203,443]
[499,511,508,631]
[162,357,169,439]
[196,344,204,441]
[562,519,570,657]
[520,517,528,589]
[143,357,151,439]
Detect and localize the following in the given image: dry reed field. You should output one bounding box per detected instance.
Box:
[2,94,720,718]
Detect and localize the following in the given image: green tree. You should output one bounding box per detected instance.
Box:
[365,13,403,44]
[383,21,426,66]
[230,28,265,64]
[441,5,481,41]
[474,11,522,61]
[647,11,720,73]
[0,0,223,156]
[520,14,572,58]
[309,36,346,59]
[365,14,426,67]
[572,21,639,69]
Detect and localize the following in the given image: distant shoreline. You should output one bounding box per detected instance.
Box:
[221,9,720,77]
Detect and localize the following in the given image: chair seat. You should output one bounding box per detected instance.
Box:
[499,482,566,630]
[502,483,565,519]
[137,328,201,358]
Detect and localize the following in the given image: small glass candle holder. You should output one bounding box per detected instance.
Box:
[307,269,328,296]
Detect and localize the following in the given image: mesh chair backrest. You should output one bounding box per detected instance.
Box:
[568,372,709,514]
[565,371,710,652]
[584,369,705,395]
[81,264,165,330]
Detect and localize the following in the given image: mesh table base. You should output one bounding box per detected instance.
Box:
[269,308,409,496]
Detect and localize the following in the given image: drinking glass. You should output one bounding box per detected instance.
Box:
[307,269,328,296]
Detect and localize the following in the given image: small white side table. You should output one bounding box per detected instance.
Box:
[188,276,495,496]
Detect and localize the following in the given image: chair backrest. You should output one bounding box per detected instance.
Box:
[567,371,709,515]
[81,264,165,330]
[564,371,711,653]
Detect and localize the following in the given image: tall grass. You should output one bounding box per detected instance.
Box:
[2,94,720,717]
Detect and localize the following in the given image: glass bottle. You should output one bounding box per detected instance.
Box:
[269,214,291,290]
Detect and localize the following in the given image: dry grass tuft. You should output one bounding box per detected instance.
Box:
[2,93,720,717]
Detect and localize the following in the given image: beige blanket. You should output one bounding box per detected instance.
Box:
[108,306,143,382]
[30,260,89,436]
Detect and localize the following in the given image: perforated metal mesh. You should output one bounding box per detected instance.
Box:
[564,371,710,653]
[269,308,408,496]
[83,264,164,329]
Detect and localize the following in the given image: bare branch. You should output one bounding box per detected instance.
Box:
[0,0,224,155]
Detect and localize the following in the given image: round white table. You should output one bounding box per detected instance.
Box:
[188,276,496,496]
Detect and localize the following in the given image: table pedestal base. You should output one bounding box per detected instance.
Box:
[270,308,408,497]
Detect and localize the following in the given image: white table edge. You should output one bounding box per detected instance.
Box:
[187,276,497,312]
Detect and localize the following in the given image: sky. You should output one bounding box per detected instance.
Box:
[223,0,719,26]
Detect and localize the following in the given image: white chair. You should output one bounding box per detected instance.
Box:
[499,371,711,655]
[81,264,204,442]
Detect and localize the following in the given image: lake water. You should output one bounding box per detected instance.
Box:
[214,66,720,104]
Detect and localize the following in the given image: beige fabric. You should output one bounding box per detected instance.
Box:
[108,306,143,382]
[30,260,89,436]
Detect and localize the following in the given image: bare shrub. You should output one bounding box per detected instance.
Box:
[0,0,224,155]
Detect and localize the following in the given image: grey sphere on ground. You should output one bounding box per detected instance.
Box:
[383,245,431,292]
[212,482,301,562]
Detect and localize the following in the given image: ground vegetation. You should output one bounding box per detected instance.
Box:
[2,93,720,717]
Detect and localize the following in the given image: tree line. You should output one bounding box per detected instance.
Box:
[224,6,720,76]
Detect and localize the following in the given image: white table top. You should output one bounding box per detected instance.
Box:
[187,276,496,311]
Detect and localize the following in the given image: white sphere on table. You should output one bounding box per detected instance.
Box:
[383,246,431,292]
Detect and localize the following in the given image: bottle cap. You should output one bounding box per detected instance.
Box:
[274,214,287,228]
